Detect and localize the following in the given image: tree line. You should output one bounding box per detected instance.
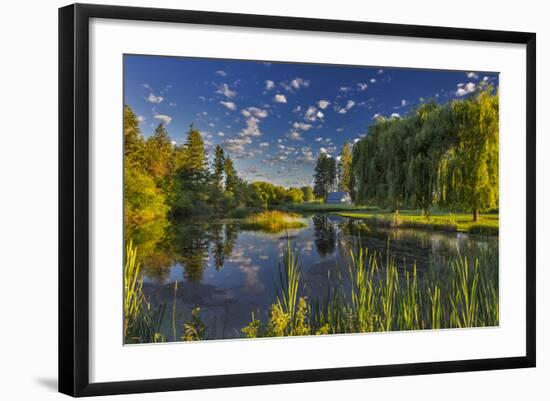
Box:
[313,142,354,201]
[124,105,317,251]
[352,88,499,221]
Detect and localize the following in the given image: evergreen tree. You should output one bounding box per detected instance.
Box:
[212,145,225,191]
[145,124,174,182]
[180,124,209,185]
[314,153,337,201]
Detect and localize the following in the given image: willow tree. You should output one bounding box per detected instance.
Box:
[442,89,499,221]
[353,88,498,220]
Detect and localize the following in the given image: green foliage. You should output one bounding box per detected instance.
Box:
[338,142,355,198]
[285,187,304,203]
[353,89,499,219]
[182,307,207,341]
[124,241,167,344]
[243,241,498,338]
[300,186,315,202]
[314,153,337,201]
[241,210,306,232]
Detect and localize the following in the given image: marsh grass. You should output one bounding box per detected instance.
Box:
[338,210,498,235]
[124,241,167,344]
[244,239,499,338]
[241,210,306,233]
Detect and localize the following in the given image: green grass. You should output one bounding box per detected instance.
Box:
[243,239,499,337]
[124,241,167,344]
[279,202,380,214]
[241,210,307,233]
[336,210,498,235]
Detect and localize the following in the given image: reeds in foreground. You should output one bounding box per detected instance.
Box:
[243,239,498,338]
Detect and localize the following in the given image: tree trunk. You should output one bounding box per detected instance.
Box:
[473,208,480,222]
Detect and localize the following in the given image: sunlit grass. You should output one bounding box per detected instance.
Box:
[243,240,499,338]
[241,210,306,232]
[124,241,167,344]
[337,210,498,235]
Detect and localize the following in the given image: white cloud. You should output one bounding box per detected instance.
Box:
[320,147,328,154]
[147,93,164,104]
[224,136,252,154]
[288,131,303,140]
[370,78,377,84]
[315,137,323,142]
[216,70,228,77]
[241,117,262,137]
[305,106,320,122]
[317,100,331,109]
[216,83,237,98]
[217,131,225,137]
[336,127,344,132]
[483,76,490,82]
[220,101,237,111]
[154,114,172,124]
[467,72,479,79]
[337,100,355,114]
[141,83,152,90]
[241,107,268,119]
[391,113,401,118]
[292,105,302,113]
[339,86,352,93]
[377,69,384,74]
[265,80,275,90]
[401,99,408,107]
[455,82,477,97]
[357,83,369,91]
[292,122,313,131]
[290,77,310,90]
[372,113,384,120]
[137,115,145,123]
[274,94,287,103]
[259,142,269,148]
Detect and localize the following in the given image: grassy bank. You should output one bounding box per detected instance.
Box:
[240,210,307,233]
[278,202,379,214]
[336,210,498,235]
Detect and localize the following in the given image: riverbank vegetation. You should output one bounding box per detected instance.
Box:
[241,240,498,337]
[241,210,306,232]
[338,210,499,235]
[352,88,499,222]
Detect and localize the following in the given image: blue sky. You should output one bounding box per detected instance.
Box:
[124,55,498,188]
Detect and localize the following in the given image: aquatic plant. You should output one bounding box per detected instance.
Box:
[243,239,498,338]
[124,241,167,344]
[241,210,306,232]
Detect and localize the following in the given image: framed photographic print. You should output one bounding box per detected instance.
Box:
[58,3,536,397]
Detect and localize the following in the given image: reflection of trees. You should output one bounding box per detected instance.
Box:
[142,249,174,281]
[176,222,211,282]
[210,222,238,270]
[312,215,336,256]
[173,220,240,281]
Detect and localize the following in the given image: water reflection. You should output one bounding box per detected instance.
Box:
[138,214,498,340]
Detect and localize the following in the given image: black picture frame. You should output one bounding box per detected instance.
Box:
[59,3,536,397]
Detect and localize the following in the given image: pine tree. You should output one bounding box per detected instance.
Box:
[212,145,225,191]
[223,156,238,195]
[180,124,209,185]
[145,124,174,182]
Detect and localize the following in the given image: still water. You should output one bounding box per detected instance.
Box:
[140,214,498,340]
